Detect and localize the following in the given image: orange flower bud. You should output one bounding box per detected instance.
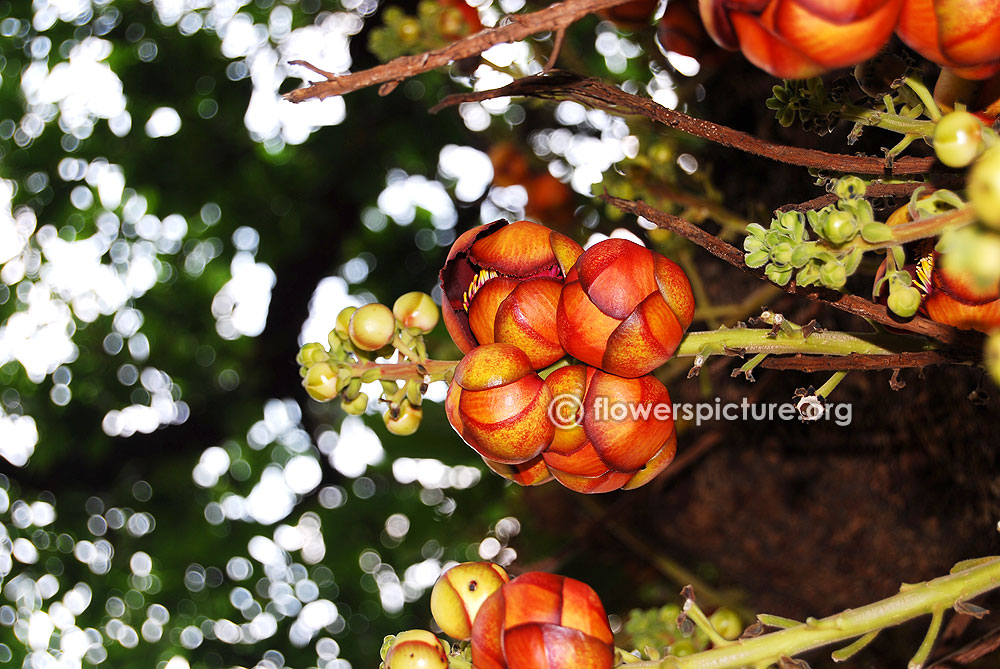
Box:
[699,0,903,78]
[542,366,677,494]
[482,455,555,486]
[921,252,1000,332]
[430,562,510,640]
[445,344,555,464]
[440,220,583,363]
[556,239,694,378]
[896,0,1000,79]
[471,572,615,669]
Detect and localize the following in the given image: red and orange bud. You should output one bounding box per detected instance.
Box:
[699,0,903,78]
[483,455,555,487]
[557,239,694,378]
[471,572,615,669]
[542,366,677,494]
[382,630,449,669]
[445,343,555,464]
[431,562,510,640]
[440,220,583,363]
[896,0,1000,79]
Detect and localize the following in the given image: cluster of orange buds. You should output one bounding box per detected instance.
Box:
[440,220,694,493]
[698,0,1000,79]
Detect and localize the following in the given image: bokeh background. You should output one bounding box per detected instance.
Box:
[2,1,1000,668]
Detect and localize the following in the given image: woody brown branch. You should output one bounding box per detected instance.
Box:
[432,73,938,176]
[283,0,636,103]
[759,351,969,371]
[601,194,984,353]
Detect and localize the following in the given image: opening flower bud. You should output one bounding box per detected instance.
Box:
[383,630,449,669]
[304,363,340,401]
[297,342,328,367]
[393,291,439,334]
[349,303,396,351]
[431,562,510,640]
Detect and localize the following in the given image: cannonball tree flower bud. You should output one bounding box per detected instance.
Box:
[471,572,615,669]
[922,249,1000,332]
[349,303,396,351]
[440,220,583,366]
[557,239,694,378]
[445,343,555,464]
[431,562,510,640]
[896,0,1000,79]
[699,0,902,79]
[541,366,677,494]
[303,363,340,401]
[888,284,923,317]
[933,110,984,167]
[382,630,449,669]
[383,399,422,436]
[482,455,554,487]
[335,306,357,339]
[393,291,439,334]
[969,145,1000,229]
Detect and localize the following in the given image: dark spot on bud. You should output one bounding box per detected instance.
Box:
[468,580,478,591]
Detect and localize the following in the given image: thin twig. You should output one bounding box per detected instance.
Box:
[544,26,567,72]
[600,193,984,352]
[432,73,939,175]
[283,0,633,102]
[928,626,1000,668]
[759,351,970,372]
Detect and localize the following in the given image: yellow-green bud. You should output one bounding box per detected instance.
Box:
[341,392,368,415]
[393,291,439,334]
[335,306,358,339]
[296,342,328,367]
[708,608,742,641]
[304,363,340,402]
[933,110,983,168]
[834,176,866,200]
[969,145,1000,229]
[887,285,922,318]
[383,630,448,669]
[383,399,422,436]
[823,211,857,245]
[430,562,509,639]
[349,303,396,352]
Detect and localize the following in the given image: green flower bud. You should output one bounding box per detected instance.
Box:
[819,261,847,289]
[843,247,864,275]
[969,145,1000,229]
[335,306,358,339]
[743,235,765,253]
[296,342,328,366]
[775,211,802,234]
[304,363,340,402]
[834,176,866,200]
[933,110,983,168]
[670,639,698,657]
[765,262,793,286]
[745,249,770,268]
[796,263,821,286]
[823,211,858,245]
[341,391,369,415]
[349,303,396,352]
[709,608,743,641]
[746,223,767,239]
[790,243,814,268]
[887,285,922,318]
[770,242,794,266]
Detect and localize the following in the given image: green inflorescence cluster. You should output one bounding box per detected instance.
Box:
[623,604,710,659]
[744,178,892,290]
[368,2,478,62]
[765,78,836,135]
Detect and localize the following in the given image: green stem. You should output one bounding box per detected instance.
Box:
[838,103,936,137]
[618,557,1000,669]
[815,371,848,399]
[904,76,942,121]
[675,329,932,359]
[859,205,977,251]
[908,606,944,669]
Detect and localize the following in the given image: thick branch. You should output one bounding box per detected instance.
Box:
[283,0,633,102]
[602,193,984,352]
[432,73,938,176]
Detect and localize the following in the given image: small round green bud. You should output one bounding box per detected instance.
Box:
[823,211,858,245]
[335,306,358,339]
[933,110,983,168]
[887,285,922,318]
[770,242,794,266]
[383,630,448,669]
[341,391,369,415]
[745,249,770,268]
[304,363,339,402]
[396,17,421,45]
[819,261,847,288]
[383,399,422,436]
[349,303,396,352]
[297,342,328,366]
[393,291,439,334]
[969,146,1000,229]
[765,262,793,286]
[670,639,698,657]
[708,608,742,641]
[834,176,866,200]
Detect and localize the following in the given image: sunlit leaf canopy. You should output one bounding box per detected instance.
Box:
[0,0,716,666]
